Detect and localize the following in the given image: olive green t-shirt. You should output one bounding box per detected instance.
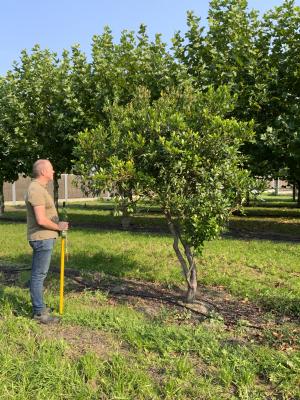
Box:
[25,180,59,241]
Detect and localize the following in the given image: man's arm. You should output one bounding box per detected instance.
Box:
[33,205,69,231]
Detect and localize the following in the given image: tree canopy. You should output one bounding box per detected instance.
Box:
[74,84,253,301]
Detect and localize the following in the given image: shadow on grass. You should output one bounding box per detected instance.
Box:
[68,214,168,232]
[235,208,300,217]
[251,195,296,205]
[53,248,145,278]
[0,247,147,311]
[0,246,167,318]
[1,209,168,232]
[65,203,162,214]
[228,218,300,240]
[260,294,300,318]
[0,242,146,279]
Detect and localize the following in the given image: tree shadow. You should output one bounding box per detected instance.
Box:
[53,248,145,278]
[1,242,300,320]
[227,219,300,242]
[3,203,168,230]
[0,248,151,316]
[257,294,300,319]
[63,202,162,213]
[234,208,300,217]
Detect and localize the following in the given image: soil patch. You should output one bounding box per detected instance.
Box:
[61,271,273,327]
[39,324,123,358]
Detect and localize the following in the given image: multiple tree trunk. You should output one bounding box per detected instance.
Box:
[166,214,197,303]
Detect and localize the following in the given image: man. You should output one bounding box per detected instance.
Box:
[25,159,68,324]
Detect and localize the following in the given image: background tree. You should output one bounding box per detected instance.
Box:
[73,25,187,216]
[2,0,298,214]
[172,1,272,184]
[172,1,263,117]
[259,0,300,202]
[7,45,85,207]
[74,84,253,302]
[0,76,33,214]
[89,24,186,119]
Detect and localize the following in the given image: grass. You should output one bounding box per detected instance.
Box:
[0,286,299,399]
[201,238,300,315]
[0,195,300,399]
[229,215,300,236]
[251,192,298,207]
[1,221,299,315]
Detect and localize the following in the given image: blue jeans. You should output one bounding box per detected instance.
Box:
[29,239,55,314]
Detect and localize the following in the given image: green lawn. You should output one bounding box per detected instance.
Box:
[252,192,298,207]
[0,213,300,399]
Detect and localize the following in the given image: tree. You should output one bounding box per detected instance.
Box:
[73,25,187,217]
[0,76,32,214]
[173,1,264,116]
[74,84,253,302]
[1,25,184,211]
[258,0,300,201]
[8,45,85,207]
[172,1,273,181]
[89,25,187,120]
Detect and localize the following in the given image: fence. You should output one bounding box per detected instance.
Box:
[4,174,96,204]
[4,175,292,205]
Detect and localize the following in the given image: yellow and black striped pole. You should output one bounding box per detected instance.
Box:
[59,231,66,315]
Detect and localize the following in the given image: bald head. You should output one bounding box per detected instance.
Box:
[32,159,53,178]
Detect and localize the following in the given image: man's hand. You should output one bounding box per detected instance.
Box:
[58,221,69,231]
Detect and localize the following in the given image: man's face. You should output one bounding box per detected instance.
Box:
[43,162,55,181]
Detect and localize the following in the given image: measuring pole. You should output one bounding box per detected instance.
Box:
[59,203,68,315]
[59,231,66,315]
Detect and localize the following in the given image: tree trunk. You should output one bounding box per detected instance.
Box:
[121,216,131,229]
[186,262,197,303]
[182,240,197,302]
[120,198,131,229]
[297,181,300,209]
[166,214,198,303]
[274,178,279,196]
[245,191,250,207]
[293,184,296,202]
[53,176,59,211]
[0,180,4,215]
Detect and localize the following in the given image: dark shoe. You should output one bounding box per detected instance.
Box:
[33,312,60,325]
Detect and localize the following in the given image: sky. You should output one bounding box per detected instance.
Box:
[0,0,299,75]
